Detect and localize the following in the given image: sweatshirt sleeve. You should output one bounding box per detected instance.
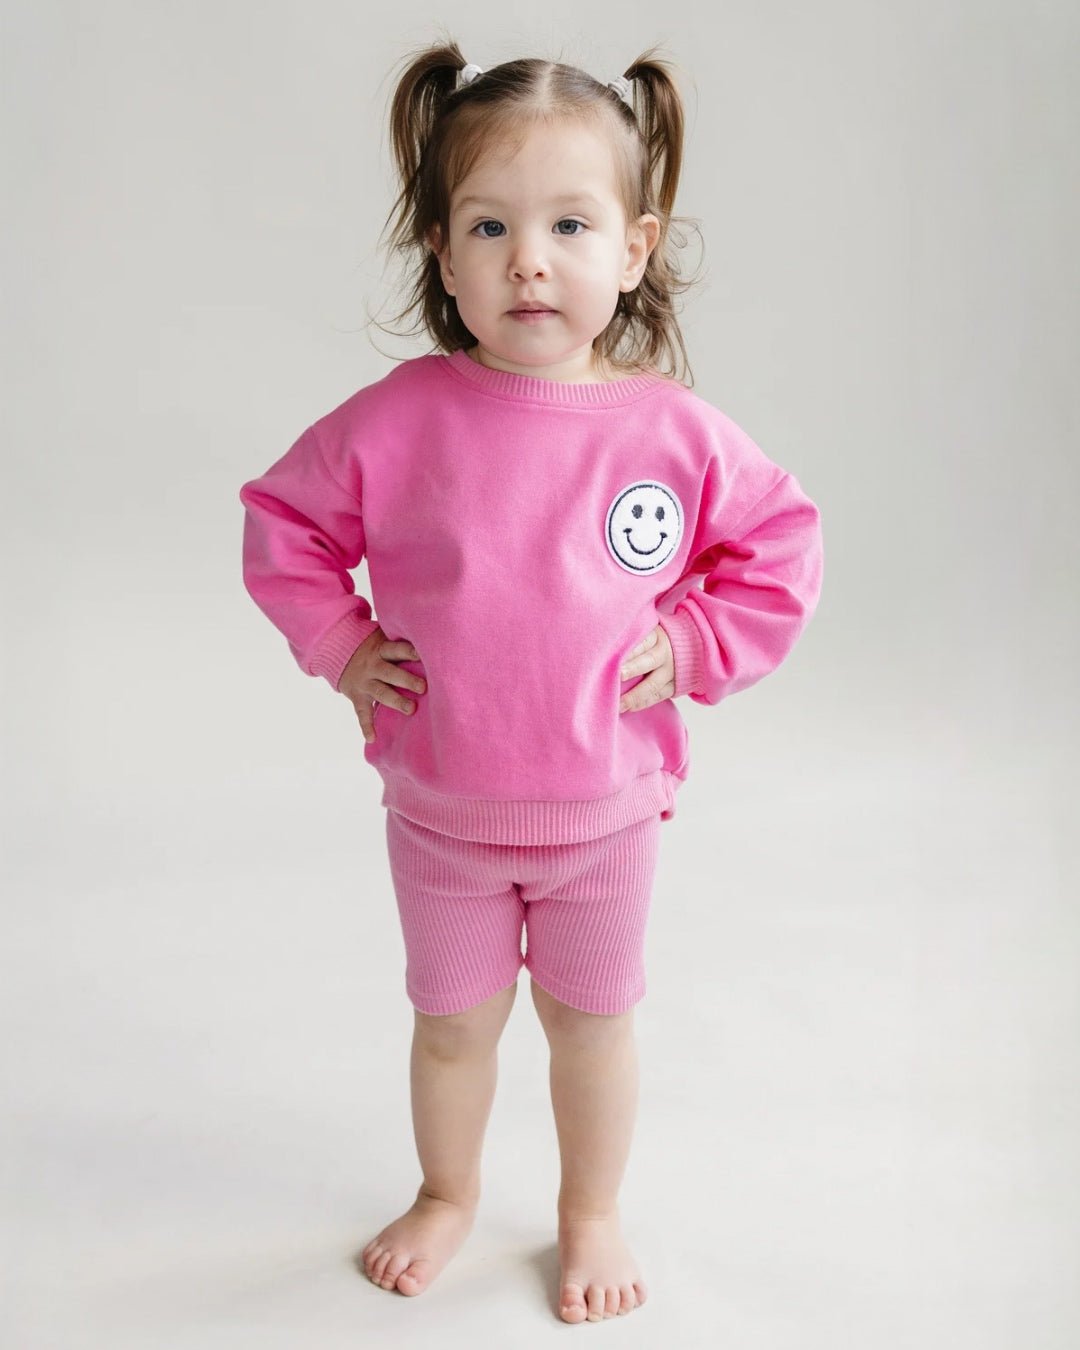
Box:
[238,423,382,690]
[656,445,824,707]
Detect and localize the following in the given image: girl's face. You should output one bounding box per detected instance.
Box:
[429,119,660,382]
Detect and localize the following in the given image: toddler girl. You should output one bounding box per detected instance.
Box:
[239,39,824,1325]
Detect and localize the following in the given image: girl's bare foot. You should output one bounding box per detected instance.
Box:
[557,1211,648,1322]
[360,1189,478,1296]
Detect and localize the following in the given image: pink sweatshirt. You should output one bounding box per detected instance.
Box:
[239,347,824,844]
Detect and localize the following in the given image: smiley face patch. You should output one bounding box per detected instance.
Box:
[605,480,684,575]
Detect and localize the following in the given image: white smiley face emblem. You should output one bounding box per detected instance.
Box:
[605,480,683,575]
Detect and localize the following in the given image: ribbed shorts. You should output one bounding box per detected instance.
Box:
[384,808,662,1017]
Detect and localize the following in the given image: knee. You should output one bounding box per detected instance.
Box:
[414,979,517,1057]
[530,976,633,1043]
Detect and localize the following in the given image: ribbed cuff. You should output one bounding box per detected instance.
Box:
[308,610,382,690]
[657,607,706,699]
[377,767,680,845]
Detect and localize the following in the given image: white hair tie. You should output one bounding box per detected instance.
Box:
[458,62,635,106]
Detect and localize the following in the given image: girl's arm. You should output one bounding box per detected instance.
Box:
[657,463,824,706]
[238,425,381,690]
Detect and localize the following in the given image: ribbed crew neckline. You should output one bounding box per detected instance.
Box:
[439,345,669,407]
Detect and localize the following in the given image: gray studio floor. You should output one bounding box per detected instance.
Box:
[4,745,1074,1350]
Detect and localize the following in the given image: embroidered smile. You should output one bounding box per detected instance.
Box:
[623,531,668,556]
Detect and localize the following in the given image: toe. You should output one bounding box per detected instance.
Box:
[396,1260,430,1295]
[618,1282,637,1313]
[604,1286,620,1318]
[586,1284,606,1321]
[381,1252,410,1287]
[370,1250,391,1282]
[560,1282,588,1322]
[633,1280,648,1306]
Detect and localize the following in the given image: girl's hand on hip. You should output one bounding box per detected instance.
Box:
[619,624,675,713]
[337,626,426,743]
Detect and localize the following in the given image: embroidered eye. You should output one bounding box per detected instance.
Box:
[632,504,643,518]
[656,506,665,520]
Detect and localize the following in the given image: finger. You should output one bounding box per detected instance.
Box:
[380,663,427,696]
[622,626,660,672]
[371,678,418,715]
[620,676,673,712]
[622,653,657,680]
[620,682,649,712]
[632,627,658,654]
[384,639,420,661]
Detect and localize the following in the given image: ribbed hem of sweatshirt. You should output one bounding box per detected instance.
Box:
[308,610,382,689]
[438,346,670,406]
[657,607,707,699]
[377,766,681,844]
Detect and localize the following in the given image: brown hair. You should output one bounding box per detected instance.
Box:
[371,35,705,386]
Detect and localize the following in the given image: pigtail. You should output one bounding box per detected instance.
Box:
[599,45,701,386]
[622,47,685,226]
[382,39,466,257]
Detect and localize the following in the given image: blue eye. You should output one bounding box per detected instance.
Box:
[468,218,586,238]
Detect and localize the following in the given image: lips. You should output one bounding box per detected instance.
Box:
[509,303,557,313]
[508,308,558,323]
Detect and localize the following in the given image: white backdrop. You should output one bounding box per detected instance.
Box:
[3,3,1076,1347]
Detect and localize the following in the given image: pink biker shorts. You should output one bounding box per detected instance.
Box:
[384,809,662,1017]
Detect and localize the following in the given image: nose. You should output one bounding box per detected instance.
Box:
[507,228,551,282]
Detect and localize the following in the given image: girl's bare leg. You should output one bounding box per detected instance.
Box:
[531,977,649,1323]
[361,980,517,1295]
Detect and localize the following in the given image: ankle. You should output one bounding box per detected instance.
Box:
[557,1201,619,1225]
[417,1182,481,1211]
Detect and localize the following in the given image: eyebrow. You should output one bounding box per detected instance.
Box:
[454,191,607,211]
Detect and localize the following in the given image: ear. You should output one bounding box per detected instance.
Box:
[428,222,455,295]
[619,214,661,293]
